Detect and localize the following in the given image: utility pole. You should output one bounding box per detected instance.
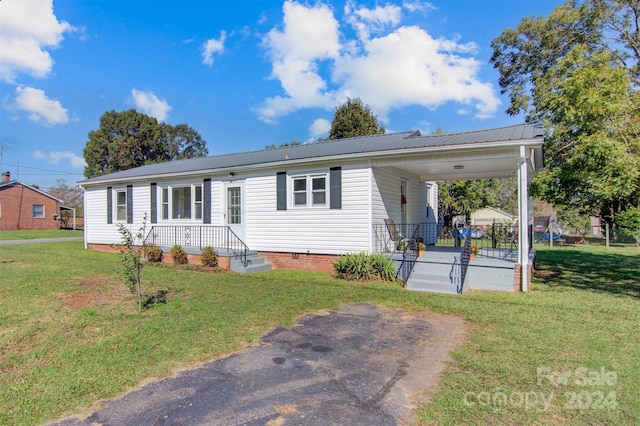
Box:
[0,141,5,172]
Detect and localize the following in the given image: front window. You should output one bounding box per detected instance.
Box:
[161,184,203,220]
[194,185,202,220]
[172,187,191,219]
[293,178,307,206]
[312,176,326,205]
[116,191,127,221]
[161,188,169,220]
[32,204,44,218]
[292,174,327,207]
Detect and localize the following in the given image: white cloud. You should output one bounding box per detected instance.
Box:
[33,150,86,168]
[402,1,437,14]
[344,1,402,41]
[131,89,172,121]
[0,0,74,83]
[201,31,226,66]
[258,1,342,123]
[333,26,499,120]
[258,0,500,124]
[309,118,331,136]
[11,86,69,126]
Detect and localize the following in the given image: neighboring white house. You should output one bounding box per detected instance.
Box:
[470,206,516,226]
[78,124,544,283]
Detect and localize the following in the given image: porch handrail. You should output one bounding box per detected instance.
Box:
[458,231,472,293]
[449,257,461,293]
[144,225,250,267]
[396,225,420,287]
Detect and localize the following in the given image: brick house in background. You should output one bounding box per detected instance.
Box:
[0,171,64,230]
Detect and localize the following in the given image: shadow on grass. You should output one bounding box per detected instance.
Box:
[534,248,640,299]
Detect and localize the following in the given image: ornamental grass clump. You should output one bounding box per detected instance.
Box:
[200,246,218,267]
[144,244,163,263]
[170,245,188,265]
[333,252,397,282]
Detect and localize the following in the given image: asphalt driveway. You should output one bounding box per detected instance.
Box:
[51,303,466,425]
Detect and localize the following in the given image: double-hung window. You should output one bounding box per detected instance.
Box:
[161,188,169,220]
[116,190,127,221]
[32,204,44,218]
[161,184,203,220]
[292,174,327,207]
[194,185,202,220]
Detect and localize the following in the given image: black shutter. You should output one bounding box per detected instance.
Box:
[150,183,157,223]
[126,185,133,223]
[203,178,211,224]
[330,167,342,209]
[106,187,112,224]
[277,172,287,211]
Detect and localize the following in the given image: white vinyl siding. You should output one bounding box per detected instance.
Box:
[246,165,370,254]
[371,167,426,228]
[83,164,427,255]
[85,184,150,245]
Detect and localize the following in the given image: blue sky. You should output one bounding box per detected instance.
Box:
[0,0,560,190]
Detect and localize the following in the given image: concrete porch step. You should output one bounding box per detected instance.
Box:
[231,253,272,273]
[406,279,459,295]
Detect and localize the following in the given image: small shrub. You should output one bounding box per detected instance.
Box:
[170,245,188,265]
[144,244,163,263]
[142,290,168,309]
[200,246,218,267]
[333,252,397,282]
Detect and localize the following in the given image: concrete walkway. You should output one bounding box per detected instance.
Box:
[50,303,466,426]
[0,237,83,245]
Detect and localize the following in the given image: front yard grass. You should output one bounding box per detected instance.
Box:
[0,229,83,240]
[0,242,638,425]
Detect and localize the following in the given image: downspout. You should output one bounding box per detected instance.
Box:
[367,161,373,253]
[518,145,529,292]
[17,185,24,229]
[79,184,87,249]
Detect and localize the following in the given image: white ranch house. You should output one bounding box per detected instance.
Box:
[79,123,544,293]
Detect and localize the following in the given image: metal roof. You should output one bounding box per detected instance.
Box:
[79,123,543,185]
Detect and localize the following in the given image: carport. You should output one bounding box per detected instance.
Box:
[371,123,545,291]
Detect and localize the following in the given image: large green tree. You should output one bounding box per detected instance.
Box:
[490,0,640,232]
[329,98,385,140]
[438,179,516,227]
[83,109,208,178]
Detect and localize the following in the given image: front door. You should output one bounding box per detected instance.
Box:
[224,182,244,242]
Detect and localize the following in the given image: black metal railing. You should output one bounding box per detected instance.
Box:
[396,225,420,287]
[373,222,519,260]
[144,225,249,267]
[372,222,442,253]
[459,232,472,293]
[449,257,461,293]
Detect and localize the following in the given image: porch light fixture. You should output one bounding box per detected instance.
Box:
[453,165,464,170]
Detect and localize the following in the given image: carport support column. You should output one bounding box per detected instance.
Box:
[518,145,529,292]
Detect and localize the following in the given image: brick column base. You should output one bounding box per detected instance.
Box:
[514,263,533,292]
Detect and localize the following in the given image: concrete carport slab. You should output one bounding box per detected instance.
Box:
[51,303,466,425]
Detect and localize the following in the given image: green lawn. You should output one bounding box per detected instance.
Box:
[0,242,638,425]
[0,229,83,240]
